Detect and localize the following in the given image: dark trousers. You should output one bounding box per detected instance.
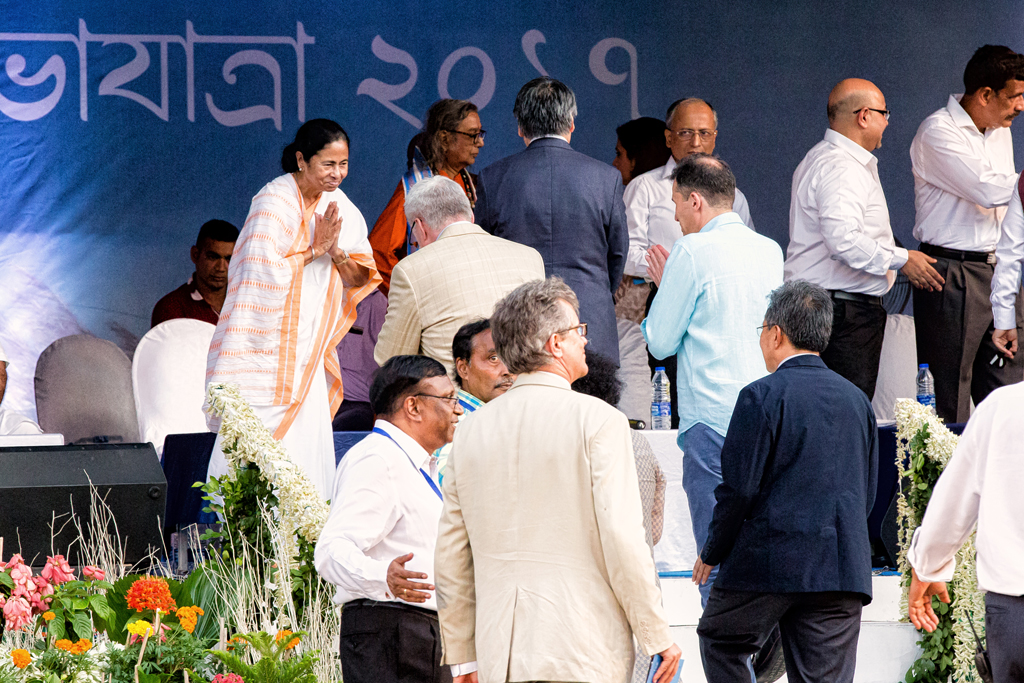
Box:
[333,399,375,432]
[913,257,1024,423]
[697,588,862,683]
[820,295,887,400]
[340,599,452,683]
[986,591,1024,682]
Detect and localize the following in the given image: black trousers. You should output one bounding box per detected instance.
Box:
[820,295,887,401]
[697,588,862,683]
[913,257,1024,423]
[986,591,1024,682]
[340,599,452,683]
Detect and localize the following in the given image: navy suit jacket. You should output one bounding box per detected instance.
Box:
[702,354,877,602]
[474,137,628,364]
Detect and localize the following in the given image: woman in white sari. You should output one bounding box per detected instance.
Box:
[207,119,382,499]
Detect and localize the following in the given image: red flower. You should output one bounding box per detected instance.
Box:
[125,577,177,614]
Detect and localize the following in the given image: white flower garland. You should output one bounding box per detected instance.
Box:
[894,398,984,682]
[204,383,330,569]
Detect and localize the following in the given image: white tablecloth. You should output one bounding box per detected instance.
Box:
[643,429,697,572]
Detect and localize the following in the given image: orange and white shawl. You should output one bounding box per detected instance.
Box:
[207,173,381,439]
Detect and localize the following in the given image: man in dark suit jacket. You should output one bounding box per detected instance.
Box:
[693,280,878,683]
[474,77,628,364]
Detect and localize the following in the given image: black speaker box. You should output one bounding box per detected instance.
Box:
[0,443,166,566]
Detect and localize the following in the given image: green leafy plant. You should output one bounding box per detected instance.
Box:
[46,577,114,642]
[209,631,318,683]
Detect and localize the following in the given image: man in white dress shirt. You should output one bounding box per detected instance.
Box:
[0,341,44,436]
[314,354,463,683]
[623,98,754,426]
[911,45,1024,422]
[786,78,941,400]
[906,380,1024,681]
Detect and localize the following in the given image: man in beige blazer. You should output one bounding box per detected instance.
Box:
[374,176,545,373]
[435,278,681,683]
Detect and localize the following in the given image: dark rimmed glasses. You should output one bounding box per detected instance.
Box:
[554,323,588,339]
[414,393,460,407]
[446,129,486,143]
[857,107,891,121]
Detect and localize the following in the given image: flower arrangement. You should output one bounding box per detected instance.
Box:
[894,398,985,683]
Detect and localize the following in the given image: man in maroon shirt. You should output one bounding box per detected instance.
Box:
[151,219,239,327]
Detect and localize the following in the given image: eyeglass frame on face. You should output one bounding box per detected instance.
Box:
[671,128,718,142]
[855,107,891,121]
[552,322,588,339]
[445,129,486,143]
[756,323,775,338]
[413,393,460,407]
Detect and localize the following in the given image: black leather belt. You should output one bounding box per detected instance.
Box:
[829,290,883,306]
[345,598,438,618]
[920,242,996,265]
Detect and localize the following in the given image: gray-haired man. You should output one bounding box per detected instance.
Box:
[473,77,628,366]
[435,277,681,683]
[374,175,544,372]
[694,280,877,683]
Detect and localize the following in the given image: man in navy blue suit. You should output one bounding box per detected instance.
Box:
[474,77,628,365]
[693,280,877,683]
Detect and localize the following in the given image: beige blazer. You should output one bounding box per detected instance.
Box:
[373,222,545,372]
[435,372,673,683]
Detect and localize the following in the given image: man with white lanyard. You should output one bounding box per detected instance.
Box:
[314,354,463,683]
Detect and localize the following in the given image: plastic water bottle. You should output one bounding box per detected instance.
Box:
[916,364,936,412]
[651,367,672,430]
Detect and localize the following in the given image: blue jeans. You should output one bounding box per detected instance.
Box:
[681,422,725,609]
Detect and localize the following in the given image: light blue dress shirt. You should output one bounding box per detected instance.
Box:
[642,211,784,441]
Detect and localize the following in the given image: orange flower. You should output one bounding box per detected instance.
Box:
[70,639,92,655]
[125,576,177,614]
[275,629,300,650]
[11,649,31,669]
[55,639,74,652]
[175,606,204,634]
[42,611,56,622]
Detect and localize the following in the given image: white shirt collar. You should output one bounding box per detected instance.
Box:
[823,128,877,167]
[527,134,570,144]
[660,156,678,180]
[778,352,819,369]
[946,93,988,135]
[374,419,432,469]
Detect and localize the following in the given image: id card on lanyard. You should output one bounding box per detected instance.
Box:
[372,426,443,500]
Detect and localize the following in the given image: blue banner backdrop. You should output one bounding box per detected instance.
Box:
[1,0,1023,417]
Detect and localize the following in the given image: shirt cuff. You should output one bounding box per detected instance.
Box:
[890,247,909,270]
[450,661,478,676]
[906,527,956,583]
[993,305,1017,331]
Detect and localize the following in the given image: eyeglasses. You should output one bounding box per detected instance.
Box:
[414,393,460,407]
[554,323,588,339]
[756,324,772,337]
[672,128,717,142]
[446,129,486,143]
[856,107,891,121]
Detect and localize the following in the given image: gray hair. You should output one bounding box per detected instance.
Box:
[665,97,719,129]
[513,77,577,139]
[404,176,473,232]
[491,277,579,374]
[764,281,834,353]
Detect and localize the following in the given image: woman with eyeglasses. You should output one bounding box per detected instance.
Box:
[369,99,485,295]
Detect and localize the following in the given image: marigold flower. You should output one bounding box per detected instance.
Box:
[11,649,31,669]
[175,605,204,634]
[126,620,154,638]
[275,629,300,650]
[42,611,56,621]
[125,576,176,614]
[55,639,75,652]
[70,639,92,655]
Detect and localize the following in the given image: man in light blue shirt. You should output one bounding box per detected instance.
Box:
[642,153,784,607]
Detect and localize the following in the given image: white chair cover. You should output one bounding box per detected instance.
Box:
[132,319,216,456]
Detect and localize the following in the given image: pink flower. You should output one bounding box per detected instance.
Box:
[82,565,105,581]
[3,554,25,569]
[9,563,33,588]
[2,595,33,631]
[29,577,53,612]
[212,674,245,683]
[41,555,74,584]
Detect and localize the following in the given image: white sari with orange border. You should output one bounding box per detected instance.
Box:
[206,173,381,499]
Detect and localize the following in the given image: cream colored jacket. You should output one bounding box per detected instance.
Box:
[435,371,674,683]
[373,222,545,373]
